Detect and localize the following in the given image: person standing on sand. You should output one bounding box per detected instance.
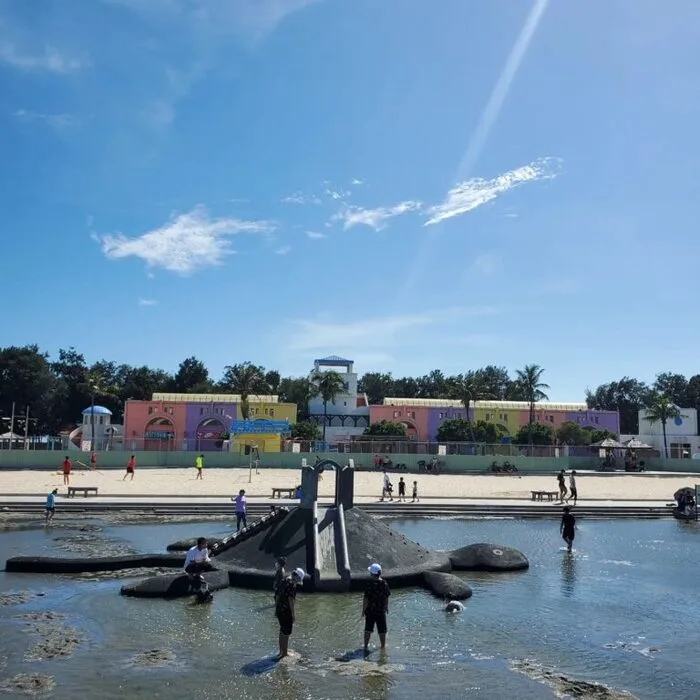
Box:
[62,456,72,486]
[566,470,578,506]
[123,455,135,481]
[233,489,247,531]
[560,506,576,552]
[363,563,390,652]
[411,480,419,503]
[557,470,567,502]
[90,451,97,470]
[194,454,204,479]
[45,488,58,525]
[275,567,305,658]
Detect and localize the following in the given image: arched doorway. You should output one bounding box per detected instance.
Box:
[196,418,226,451]
[399,421,419,438]
[144,417,175,451]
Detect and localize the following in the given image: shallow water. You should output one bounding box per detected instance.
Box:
[1,516,699,699]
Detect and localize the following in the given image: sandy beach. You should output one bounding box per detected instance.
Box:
[0,467,695,501]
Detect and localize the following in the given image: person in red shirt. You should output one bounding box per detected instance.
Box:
[123,455,136,481]
[62,456,72,485]
[90,451,97,469]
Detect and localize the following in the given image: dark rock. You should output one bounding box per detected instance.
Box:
[0,673,55,696]
[120,569,230,598]
[422,571,472,600]
[5,553,184,574]
[449,543,529,572]
[128,649,178,668]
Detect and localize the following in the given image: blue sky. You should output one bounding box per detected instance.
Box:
[2,0,699,400]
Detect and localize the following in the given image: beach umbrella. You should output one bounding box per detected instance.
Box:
[624,438,652,449]
[591,438,624,448]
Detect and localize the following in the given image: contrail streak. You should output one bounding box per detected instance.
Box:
[399,0,550,298]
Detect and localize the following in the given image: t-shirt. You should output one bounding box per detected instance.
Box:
[234,494,246,513]
[557,473,565,485]
[569,475,577,490]
[127,457,135,469]
[194,456,203,469]
[46,493,56,509]
[273,567,286,594]
[275,576,296,616]
[62,459,71,473]
[561,513,575,534]
[383,473,390,488]
[364,577,390,615]
[183,545,210,571]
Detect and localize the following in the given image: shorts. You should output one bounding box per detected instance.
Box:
[569,488,578,499]
[562,529,575,541]
[276,611,294,636]
[45,507,55,514]
[398,486,405,496]
[126,467,134,473]
[364,611,387,635]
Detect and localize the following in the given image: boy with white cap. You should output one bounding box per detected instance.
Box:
[275,566,306,658]
[362,562,391,652]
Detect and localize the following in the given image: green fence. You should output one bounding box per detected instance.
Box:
[1,450,699,474]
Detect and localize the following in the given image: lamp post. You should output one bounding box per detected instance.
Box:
[8,402,15,451]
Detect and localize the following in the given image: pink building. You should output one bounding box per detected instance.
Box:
[123,399,187,451]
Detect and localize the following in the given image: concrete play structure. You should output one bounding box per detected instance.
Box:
[4,460,529,600]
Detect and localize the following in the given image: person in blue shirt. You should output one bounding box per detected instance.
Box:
[45,489,58,525]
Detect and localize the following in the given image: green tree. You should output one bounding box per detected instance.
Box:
[219,362,270,419]
[514,421,554,446]
[644,393,684,458]
[514,364,550,443]
[392,376,419,398]
[435,418,504,443]
[278,376,315,421]
[171,356,211,393]
[363,420,407,437]
[586,428,618,444]
[290,420,321,441]
[51,347,90,424]
[311,370,346,444]
[264,370,281,395]
[358,372,394,405]
[586,377,651,434]
[556,421,591,445]
[115,365,171,404]
[456,371,494,440]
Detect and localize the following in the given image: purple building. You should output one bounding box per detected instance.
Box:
[564,410,619,435]
[184,401,238,451]
[427,407,473,442]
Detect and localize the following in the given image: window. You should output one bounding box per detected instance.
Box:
[439,412,445,419]
[264,408,269,415]
[503,414,508,422]
[200,407,204,416]
[343,401,347,406]
[393,411,400,418]
[99,416,104,425]
[148,406,154,415]
[595,417,599,424]
[269,408,275,417]
[409,411,416,419]
[485,413,492,421]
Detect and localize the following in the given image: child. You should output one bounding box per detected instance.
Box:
[123,455,135,481]
[411,480,419,503]
[560,506,575,553]
[397,477,406,502]
[273,556,287,602]
[62,456,71,486]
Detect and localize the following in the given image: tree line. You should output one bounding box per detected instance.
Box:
[0,345,697,441]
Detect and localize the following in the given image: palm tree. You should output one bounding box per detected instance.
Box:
[457,372,493,442]
[221,362,270,419]
[515,364,550,444]
[644,393,684,458]
[311,370,346,446]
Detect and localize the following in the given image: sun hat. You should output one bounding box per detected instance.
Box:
[368,563,382,576]
[292,567,306,580]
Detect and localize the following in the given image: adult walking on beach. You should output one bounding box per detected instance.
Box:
[566,470,578,506]
[381,470,393,502]
[123,455,135,481]
[275,567,305,658]
[61,456,72,486]
[45,488,58,526]
[233,489,247,531]
[557,470,567,502]
[363,563,390,652]
[560,506,576,553]
[194,454,204,480]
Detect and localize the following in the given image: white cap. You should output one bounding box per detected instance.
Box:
[368,563,381,576]
[292,567,306,580]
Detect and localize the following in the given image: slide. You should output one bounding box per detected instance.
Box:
[314,506,351,591]
[68,428,83,450]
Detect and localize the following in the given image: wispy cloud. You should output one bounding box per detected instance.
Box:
[0,41,85,73]
[95,206,275,274]
[306,231,326,239]
[425,157,560,226]
[13,109,83,129]
[275,245,292,255]
[332,201,422,231]
[281,191,322,205]
[286,306,498,354]
[138,298,158,306]
[323,185,351,201]
[467,252,500,277]
[350,178,364,186]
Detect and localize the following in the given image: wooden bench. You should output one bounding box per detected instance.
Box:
[531,490,558,502]
[67,486,99,498]
[271,487,296,499]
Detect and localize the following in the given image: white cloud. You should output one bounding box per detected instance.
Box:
[281,191,322,205]
[332,201,423,231]
[275,245,292,255]
[14,109,83,129]
[0,41,85,73]
[138,298,158,306]
[425,157,561,226]
[323,186,351,201]
[286,306,498,354]
[350,178,364,186]
[96,206,275,274]
[306,231,326,239]
[467,252,500,277]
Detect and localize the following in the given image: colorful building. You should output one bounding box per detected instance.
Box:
[370,398,619,441]
[123,393,297,452]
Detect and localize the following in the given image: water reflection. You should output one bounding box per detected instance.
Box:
[560,553,576,597]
